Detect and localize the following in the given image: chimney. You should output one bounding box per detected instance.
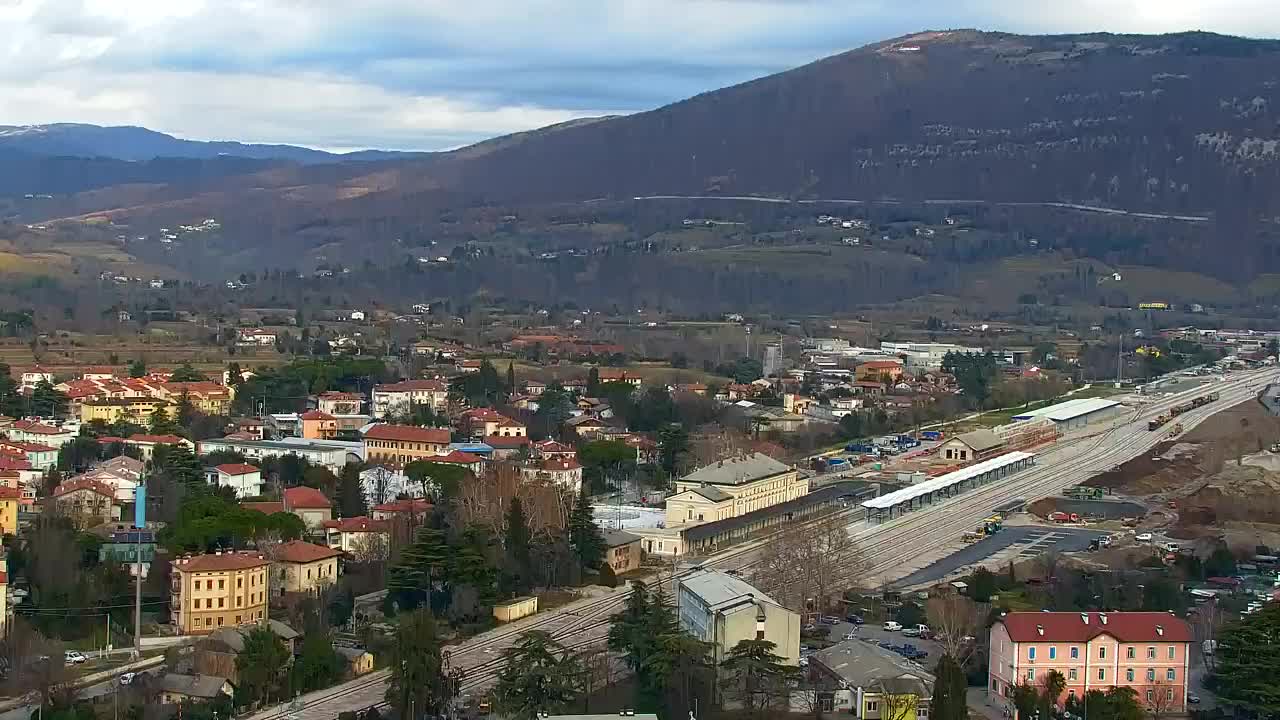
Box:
[1081,613,1089,624]
[1100,613,1108,625]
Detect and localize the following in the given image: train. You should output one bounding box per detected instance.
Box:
[1147,391,1221,431]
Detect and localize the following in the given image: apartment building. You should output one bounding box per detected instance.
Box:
[371,379,448,418]
[271,540,341,595]
[79,397,171,425]
[316,391,363,416]
[170,551,270,634]
[362,424,451,465]
[989,612,1193,716]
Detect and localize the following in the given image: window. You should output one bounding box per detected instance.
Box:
[206,598,213,609]
[1147,669,1156,682]
[1097,669,1105,681]
[237,578,242,589]
[236,597,242,607]
[1068,669,1078,681]
[218,598,224,608]
[1070,647,1079,659]
[205,618,211,627]
[1028,647,1037,660]
[1068,690,1076,699]
[866,701,879,713]
[992,679,999,691]
[1126,669,1135,682]
[1025,669,1034,681]
[1146,691,1153,703]
[1049,647,1057,660]
[217,617,224,627]
[218,579,225,590]
[1099,647,1107,659]
[1166,689,1174,702]
[1168,646,1176,660]
[194,580,201,590]
[1147,647,1156,660]
[235,615,241,624]
[1126,647,1136,659]
[1166,669,1175,682]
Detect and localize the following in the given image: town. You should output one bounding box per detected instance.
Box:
[0,306,1272,720]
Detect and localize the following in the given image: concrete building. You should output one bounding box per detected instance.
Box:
[300,410,339,440]
[271,540,341,595]
[938,429,1006,463]
[157,674,235,705]
[322,516,391,556]
[6,421,75,448]
[793,640,934,718]
[763,343,784,378]
[213,464,264,499]
[602,529,642,574]
[197,437,358,471]
[316,391,364,416]
[281,486,332,529]
[362,423,451,465]
[676,569,800,669]
[79,397,170,425]
[989,612,1193,716]
[371,379,448,419]
[1011,397,1124,431]
[881,341,981,370]
[666,453,806,527]
[50,478,118,527]
[170,551,270,634]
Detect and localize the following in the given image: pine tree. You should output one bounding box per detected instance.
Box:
[149,406,180,436]
[931,654,970,720]
[30,380,68,418]
[157,442,201,485]
[388,526,454,611]
[0,363,23,418]
[175,390,197,431]
[506,362,516,395]
[608,579,652,672]
[128,359,146,378]
[336,463,368,518]
[586,367,601,397]
[504,498,533,593]
[568,486,605,570]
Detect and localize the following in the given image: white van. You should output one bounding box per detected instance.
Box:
[883,621,903,632]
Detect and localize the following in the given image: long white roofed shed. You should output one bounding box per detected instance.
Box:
[1011,397,1123,430]
[862,451,1036,521]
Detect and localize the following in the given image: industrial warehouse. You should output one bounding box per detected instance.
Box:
[1010,397,1124,430]
[861,451,1037,522]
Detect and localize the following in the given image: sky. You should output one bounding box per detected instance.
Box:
[1,0,1279,152]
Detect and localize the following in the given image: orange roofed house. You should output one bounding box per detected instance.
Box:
[322,516,391,558]
[460,408,526,439]
[271,540,341,595]
[989,611,1193,716]
[171,551,271,634]
[300,410,338,440]
[371,379,448,419]
[51,478,118,527]
[362,424,450,465]
[282,486,332,529]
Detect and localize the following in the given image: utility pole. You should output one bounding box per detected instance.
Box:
[1116,332,1124,388]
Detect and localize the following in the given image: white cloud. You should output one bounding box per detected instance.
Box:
[1,0,1279,150]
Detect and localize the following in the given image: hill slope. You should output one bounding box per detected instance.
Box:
[420,29,1280,219]
[0,123,428,163]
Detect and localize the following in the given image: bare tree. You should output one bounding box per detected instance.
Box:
[350,532,391,563]
[926,594,982,665]
[1144,678,1178,720]
[870,679,922,720]
[753,513,868,616]
[1191,600,1223,672]
[364,465,396,506]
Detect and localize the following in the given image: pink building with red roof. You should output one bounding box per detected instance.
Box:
[989,611,1193,716]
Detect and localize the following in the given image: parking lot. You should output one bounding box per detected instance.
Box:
[801,616,946,665]
[891,525,1112,589]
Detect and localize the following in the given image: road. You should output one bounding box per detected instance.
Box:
[247,367,1276,720]
[631,196,1210,223]
[890,526,1110,589]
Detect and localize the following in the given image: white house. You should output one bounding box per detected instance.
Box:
[214,463,265,499]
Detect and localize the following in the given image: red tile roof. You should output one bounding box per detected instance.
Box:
[363,424,450,444]
[174,551,271,573]
[243,501,285,515]
[283,486,332,509]
[0,486,22,500]
[0,441,56,453]
[997,612,1193,644]
[323,516,389,533]
[300,410,335,421]
[215,463,260,476]
[431,450,484,466]
[273,540,341,564]
[11,421,64,435]
[372,498,433,514]
[858,360,903,369]
[539,457,582,472]
[0,457,32,471]
[127,434,187,445]
[373,380,447,392]
[52,478,115,499]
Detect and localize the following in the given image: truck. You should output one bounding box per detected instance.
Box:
[1064,486,1105,500]
[894,434,921,449]
[845,442,876,454]
[920,430,944,441]
[1049,511,1081,523]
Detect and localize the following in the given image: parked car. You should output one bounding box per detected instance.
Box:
[845,614,865,625]
[1136,533,1154,542]
[63,651,86,665]
[803,623,817,632]
[118,672,136,686]
[820,615,841,625]
[882,621,903,632]
[902,628,921,638]
[1187,694,1201,705]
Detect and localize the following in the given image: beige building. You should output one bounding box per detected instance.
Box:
[171,551,270,635]
[50,478,119,527]
[79,397,170,425]
[271,540,341,595]
[665,453,806,527]
[938,429,1006,463]
[676,569,800,669]
[371,379,449,418]
[603,530,642,574]
[362,424,451,465]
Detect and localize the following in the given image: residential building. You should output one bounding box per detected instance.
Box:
[157,674,235,705]
[160,382,234,416]
[19,366,53,393]
[531,439,576,459]
[938,429,1006,463]
[50,478,118,527]
[793,640,935,717]
[370,498,432,520]
[0,441,57,471]
[988,612,1193,715]
[603,530,642,574]
[124,433,194,461]
[170,551,271,634]
[271,540,341,595]
[299,410,338,440]
[563,415,609,440]
[6,421,75,448]
[675,569,800,670]
[0,486,20,534]
[484,434,531,459]
[316,391,363,416]
[371,379,448,419]
[336,647,375,677]
[520,456,583,492]
[598,369,642,386]
[322,516,391,557]
[763,343,784,378]
[428,450,485,475]
[79,397,171,425]
[855,360,905,382]
[237,328,277,346]
[881,341,981,370]
[362,424,451,465]
[460,408,526,438]
[665,453,806,527]
[282,486,332,529]
[214,464,265,499]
